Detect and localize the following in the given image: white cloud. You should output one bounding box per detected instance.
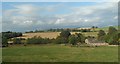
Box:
[55,18,65,24]
[114,16,118,19]
[13,4,40,16]
[2,2,118,32]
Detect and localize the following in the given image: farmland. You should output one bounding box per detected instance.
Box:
[17,32,98,39]
[17,26,117,39]
[2,45,118,62]
[2,26,119,62]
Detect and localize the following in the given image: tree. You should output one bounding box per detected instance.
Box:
[97,30,106,41]
[59,30,71,44]
[105,26,119,45]
[2,32,22,39]
[107,26,117,35]
[92,26,95,32]
[92,26,98,32]
[60,30,71,38]
[68,35,77,45]
[2,37,8,47]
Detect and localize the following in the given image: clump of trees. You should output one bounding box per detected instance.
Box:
[2,31,23,47]
[54,30,71,44]
[105,26,119,45]
[26,30,86,46]
[91,26,98,32]
[2,31,22,39]
[97,26,120,45]
[68,33,85,46]
[54,30,85,46]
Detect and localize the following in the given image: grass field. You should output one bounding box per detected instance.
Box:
[2,45,118,62]
[95,26,119,32]
[0,48,2,63]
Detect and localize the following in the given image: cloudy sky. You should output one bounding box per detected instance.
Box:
[2,2,118,32]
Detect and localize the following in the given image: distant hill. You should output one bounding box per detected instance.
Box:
[95,26,119,32]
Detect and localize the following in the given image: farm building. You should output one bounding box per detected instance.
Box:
[8,41,14,45]
[85,38,108,46]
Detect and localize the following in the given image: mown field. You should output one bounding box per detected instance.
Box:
[2,45,118,62]
[17,32,98,39]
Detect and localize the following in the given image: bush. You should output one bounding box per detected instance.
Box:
[42,38,51,44]
[75,33,85,43]
[27,36,51,44]
[97,30,106,41]
[68,35,77,45]
[55,36,68,44]
[27,36,42,44]
[13,38,25,44]
[107,26,117,35]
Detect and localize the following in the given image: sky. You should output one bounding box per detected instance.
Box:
[2,2,118,32]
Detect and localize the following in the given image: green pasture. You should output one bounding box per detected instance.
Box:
[2,45,118,62]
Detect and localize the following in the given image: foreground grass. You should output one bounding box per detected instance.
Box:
[2,45,118,62]
[0,48,2,63]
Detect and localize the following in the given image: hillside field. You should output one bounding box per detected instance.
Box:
[17,32,98,39]
[2,45,118,62]
[17,26,119,39]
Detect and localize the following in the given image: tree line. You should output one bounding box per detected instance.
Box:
[25,26,98,33]
[2,31,23,47]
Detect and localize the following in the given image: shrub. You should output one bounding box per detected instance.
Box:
[55,36,68,44]
[27,36,51,44]
[75,33,85,43]
[68,35,77,45]
[13,38,25,44]
[27,36,42,44]
[97,30,106,41]
[107,26,117,35]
